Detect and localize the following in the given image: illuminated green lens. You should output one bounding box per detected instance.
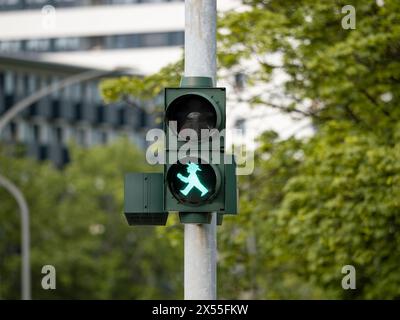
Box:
[177,162,209,198]
[167,159,217,206]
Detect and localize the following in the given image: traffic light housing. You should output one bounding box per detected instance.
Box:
[164,77,237,223]
[124,76,237,225]
[124,173,168,226]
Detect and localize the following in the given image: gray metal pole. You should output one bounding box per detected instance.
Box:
[0,174,31,300]
[184,0,217,300]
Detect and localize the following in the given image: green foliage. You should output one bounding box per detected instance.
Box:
[217,0,400,299]
[100,60,183,103]
[2,0,398,300]
[219,0,400,124]
[276,122,400,299]
[97,0,400,299]
[219,121,400,299]
[219,133,327,299]
[0,139,183,299]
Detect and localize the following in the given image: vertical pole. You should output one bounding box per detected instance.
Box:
[0,175,31,300]
[184,0,217,300]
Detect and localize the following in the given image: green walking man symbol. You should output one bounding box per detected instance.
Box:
[177,162,209,197]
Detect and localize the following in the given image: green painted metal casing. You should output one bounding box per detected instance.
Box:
[180,76,215,87]
[124,173,168,226]
[224,155,238,215]
[179,212,225,225]
[122,78,237,226]
[179,212,212,224]
[163,77,237,224]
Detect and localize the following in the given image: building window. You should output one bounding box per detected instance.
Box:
[63,85,71,101]
[92,129,103,145]
[96,105,105,123]
[0,40,21,52]
[109,0,140,4]
[33,124,41,143]
[82,83,91,103]
[4,71,14,95]
[74,102,82,120]
[19,121,30,142]
[0,0,19,6]
[15,73,26,97]
[27,75,38,94]
[54,37,80,51]
[140,33,169,47]
[168,31,184,46]
[25,39,51,51]
[100,131,108,144]
[25,0,48,5]
[9,121,17,141]
[39,76,48,90]
[77,128,87,146]
[142,0,170,3]
[71,84,81,102]
[52,126,64,144]
[92,83,101,103]
[8,31,185,53]
[139,109,147,127]
[108,34,139,49]
[41,123,50,144]
[118,108,125,125]
[51,76,61,98]
[88,36,103,50]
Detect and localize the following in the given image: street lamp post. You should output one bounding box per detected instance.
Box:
[0,174,31,300]
[0,66,127,300]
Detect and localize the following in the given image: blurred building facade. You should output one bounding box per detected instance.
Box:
[0,56,150,166]
[0,0,186,165]
[0,0,282,166]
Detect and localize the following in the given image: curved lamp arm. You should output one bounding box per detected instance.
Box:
[0,67,128,135]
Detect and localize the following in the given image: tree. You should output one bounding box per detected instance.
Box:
[217,0,400,299]
[0,139,183,299]
[97,0,400,299]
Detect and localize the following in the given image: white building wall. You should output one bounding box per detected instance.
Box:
[0,3,185,40]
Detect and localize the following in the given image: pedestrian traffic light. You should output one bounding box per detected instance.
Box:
[164,77,237,223]
[123,76,237,226]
